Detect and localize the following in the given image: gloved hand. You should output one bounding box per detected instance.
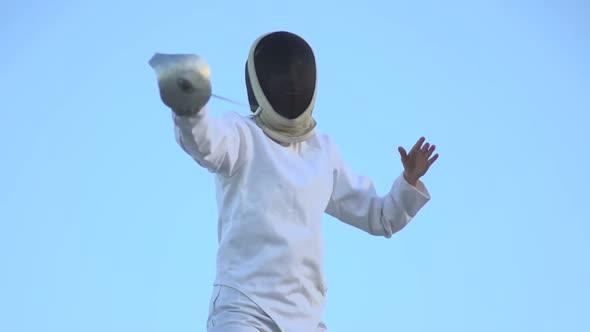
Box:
[148,53,212,116]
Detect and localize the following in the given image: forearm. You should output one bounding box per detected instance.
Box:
[325,137,431,238]
[380,173,431,238]
[173,107,246,176]
[403,171,419,187]
[326,173,431,238]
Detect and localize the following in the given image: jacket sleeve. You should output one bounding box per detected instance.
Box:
[324,139,431,238]
[172,106,250,177]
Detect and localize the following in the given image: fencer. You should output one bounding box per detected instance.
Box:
[149,31,439,332]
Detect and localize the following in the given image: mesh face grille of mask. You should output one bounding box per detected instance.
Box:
[251,32,316,119]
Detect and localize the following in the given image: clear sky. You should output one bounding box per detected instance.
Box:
[1,1,588,331]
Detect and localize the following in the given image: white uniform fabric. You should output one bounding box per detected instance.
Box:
[173,106,431,332]
[207,285,326,332]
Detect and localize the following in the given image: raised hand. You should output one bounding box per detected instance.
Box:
[398,137,439,186]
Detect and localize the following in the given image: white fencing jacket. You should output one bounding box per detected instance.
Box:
[173,107,431,332]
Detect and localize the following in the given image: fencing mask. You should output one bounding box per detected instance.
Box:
[245,31,318,144]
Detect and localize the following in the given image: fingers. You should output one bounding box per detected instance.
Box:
[428,153,439,165]
[426,144,436,157]
[403,137,439,164]
[411,137,426,153]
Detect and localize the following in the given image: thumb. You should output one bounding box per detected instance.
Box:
[398,146,407,160]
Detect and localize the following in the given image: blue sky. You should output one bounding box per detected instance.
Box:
[1,0,588,331]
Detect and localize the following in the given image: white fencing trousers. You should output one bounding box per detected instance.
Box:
[207,285,328,332]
